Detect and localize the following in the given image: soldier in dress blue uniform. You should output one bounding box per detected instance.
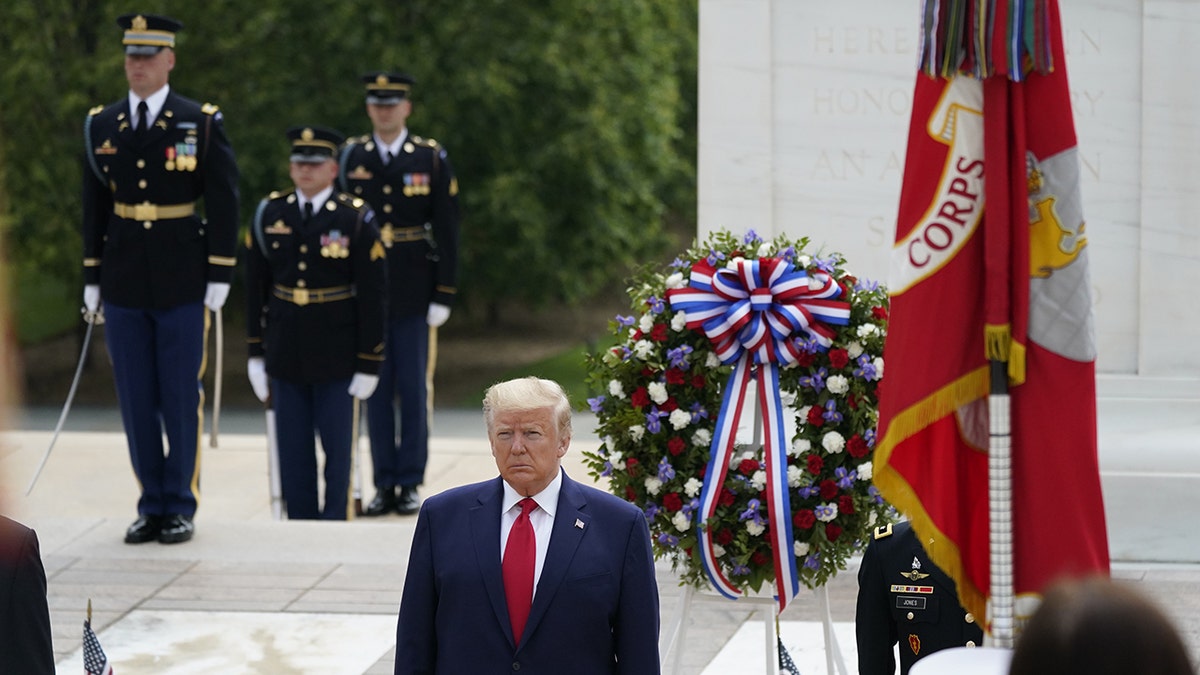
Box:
[338,72,461,516]
[855,520,984,674]
[245,126,387,520]
[81,13,240,545]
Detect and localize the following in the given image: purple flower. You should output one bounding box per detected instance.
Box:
[683,498,700,515]
[587,395,606,413]
[853,354,878,381]
[620,345,633,361]
[799,484,820,499]
[601,461,613,478]
[667,345,693,369]
[706,249,727,267]
[649,296,665,314]
[670,256,689,270]
[689,401,709,424]
[779,246,796,263]
[800,367,827,391]
[835,466,855,489]
[822,399,843,424]
[657,456,676,482]
[864,428,876,448]
[657,532,679,547]
[743,230,762,245]
[814,257,838,275]
[739,498,761,522]
[731,564,751,576]
[616,314,636,328]
[644,503,660,520]
[855,277,881,292]
[645,407,667,434]
[804,554,821,570]
[868,485,884,505]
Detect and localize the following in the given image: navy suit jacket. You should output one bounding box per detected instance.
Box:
[395,471,661,674]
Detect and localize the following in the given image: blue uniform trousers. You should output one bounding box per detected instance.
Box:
[272,377,353,520]
[104,302,206,518]
[366,315,429,490]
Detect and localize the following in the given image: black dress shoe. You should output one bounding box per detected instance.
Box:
[396,486,420,515]
[124,515,163,544]
[364,488,398,517]
[158,514,194,544]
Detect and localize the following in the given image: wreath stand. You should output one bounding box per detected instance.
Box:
[659,405,851,675]
[658,583,850,675]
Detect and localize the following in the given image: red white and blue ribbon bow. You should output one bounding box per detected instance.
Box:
[667,256,850,612]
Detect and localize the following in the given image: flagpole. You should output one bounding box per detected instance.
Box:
[988,359,1015,648]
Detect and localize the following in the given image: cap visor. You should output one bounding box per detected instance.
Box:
[366,95,404,105]
[290,154,330,164]
[125,44,164,56]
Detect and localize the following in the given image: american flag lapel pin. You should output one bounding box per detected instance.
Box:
[575,518,585,529]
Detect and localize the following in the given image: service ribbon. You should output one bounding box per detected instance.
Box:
[667,257,850,612]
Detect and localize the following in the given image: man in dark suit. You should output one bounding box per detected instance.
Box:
[395,377,660,674]
[245,125,387,520]
[855,520,984,674]
[81,13,240,544]
[338,72,461,517]
[0,516,54,673]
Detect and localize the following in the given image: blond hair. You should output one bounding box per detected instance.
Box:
[482,377,572,438]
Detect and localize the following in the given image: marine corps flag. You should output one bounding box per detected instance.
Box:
[874,0,1109,635]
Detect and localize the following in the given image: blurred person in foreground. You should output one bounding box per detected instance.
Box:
[394,377,660,674]
[1008,576,1193,675]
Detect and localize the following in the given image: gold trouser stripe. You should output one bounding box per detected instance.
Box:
[426,325,437,431]
[113,201,196,221]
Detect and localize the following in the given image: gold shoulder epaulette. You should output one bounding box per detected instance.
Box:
[873,523,894,540]
[269,189,294,200]
[201,103,220,115]
[88,105,105,116]
[336,194,365,209]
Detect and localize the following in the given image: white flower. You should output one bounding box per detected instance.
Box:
[787,465,804,488]
[794,541,810,557]
[751,470,766,491]
[684,477,704,497]
[644,477,663,496]
[673,511,692,532]
[609,452,625,471]
[857,323,878,338]
[827,374,849,395]
[746,520,765,537]
[857,462,873,481]
[671,311,688,332]
[847,341,864,359]
[867,511,878,527]
[780,389,797,406]
[797,405,812,427]
[756,242,773,257]
[816,503,839,522]
[629,425,645,442]
[639,314,654,332]
[705,352,722,369]
[632,340,655,360]
[665,272,686,289]
[713,543,727,558]
[608,380,625,399]
[808,276,826,290]
[602,349,621,367]
[669,408,691,430]
[822,431,846,454]
[873,356,884,379]
[693,428,712,447]
[648,382,669,405]
[797,255,812,267]
[790,438,812,457]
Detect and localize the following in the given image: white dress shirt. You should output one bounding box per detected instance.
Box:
[500,469,562,600]
[374,129,408,164]
[128,84,170,129]
[297,185,334,216]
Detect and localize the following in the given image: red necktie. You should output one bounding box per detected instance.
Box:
[502,497,537,645]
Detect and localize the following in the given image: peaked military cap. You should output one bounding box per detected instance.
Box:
[117,13,182,55]
[287,126,344,164]
[362,72,415,105]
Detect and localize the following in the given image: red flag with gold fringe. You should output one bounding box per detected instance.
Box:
[874,0,1109,631]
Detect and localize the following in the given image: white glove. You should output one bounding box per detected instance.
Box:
[348,373,380,400]
[247,357,269,403]
[204,282,231,311]
[84,285,101,313]
[426,302,451,327]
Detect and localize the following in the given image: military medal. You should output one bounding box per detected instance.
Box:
[901,556,930,581]
[165,146,176,171]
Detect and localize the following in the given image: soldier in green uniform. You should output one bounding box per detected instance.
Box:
[81,13,240,545]
[855,520,984,674]
[338,72,461,516]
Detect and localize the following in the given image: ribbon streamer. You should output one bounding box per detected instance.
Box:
[667,257,849,612]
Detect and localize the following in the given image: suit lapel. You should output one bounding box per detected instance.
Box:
[469,479,514,646]
[521,472,589,648]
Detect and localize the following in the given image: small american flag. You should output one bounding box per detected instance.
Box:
[84,599,113,675]
[777,634,801,675]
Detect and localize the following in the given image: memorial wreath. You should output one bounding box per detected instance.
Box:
[583,230,892,609]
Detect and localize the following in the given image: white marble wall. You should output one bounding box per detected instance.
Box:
[699,0,1200,383]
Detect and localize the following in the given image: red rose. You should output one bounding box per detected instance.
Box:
[828,349,849,370]
[806,454,824,475]
[826,523,843,541]
[794,509,816,530]
[806,406,824,427]
[716,528,734,545]
[667,437,686,456]
[718,488,735,506]
[692,373,707,388]
[632,330,644,340]
[630,387,650,409]
[665,368,686,385]
[751,551,769,566]
[795,352,816,368]
[650,324,669,342]
[819,479,838,500]
[661,398,678,412]
[662,493,683,512]
[738,459,759,476]
[846,434,869,458]
[625,457,640,477]
[838,494,855,515]
[625,486,636,501]
[872,305,889,320]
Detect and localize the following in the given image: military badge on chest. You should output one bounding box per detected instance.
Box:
[402,173,431,196]
[321,230,351,258]
[167,137,199,172]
